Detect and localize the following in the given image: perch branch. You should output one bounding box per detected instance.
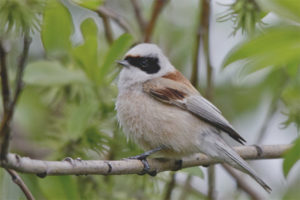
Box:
[0,145,291,176]
[6,169,35,200]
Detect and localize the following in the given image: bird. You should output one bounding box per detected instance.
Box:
[115,43,271,192]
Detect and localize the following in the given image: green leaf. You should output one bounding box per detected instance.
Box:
[283,137,300,177]
[41,0,73,55]
[98,33,134,82]
[223,26,300,74]
[72,0,103,10]
[181,167,204,179]
[24,61,88,86]
[72,18,99,80]
[38,176,80,200]
[257,0,300,23]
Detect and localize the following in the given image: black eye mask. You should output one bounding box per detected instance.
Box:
[125,56,161,74]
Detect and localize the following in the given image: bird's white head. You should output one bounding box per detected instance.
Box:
[117,43,175,89]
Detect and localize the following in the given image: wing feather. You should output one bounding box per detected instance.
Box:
[143,72,246,144]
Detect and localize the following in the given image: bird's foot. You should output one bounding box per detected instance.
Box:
[127,153,157,176]
[127,147,163,176]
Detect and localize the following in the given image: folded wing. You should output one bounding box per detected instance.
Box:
[143,71,246,144]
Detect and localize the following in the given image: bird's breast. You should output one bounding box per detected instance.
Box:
[116,89,207,155]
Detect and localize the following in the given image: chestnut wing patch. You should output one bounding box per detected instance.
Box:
[143,76,246,144]
[150,87,187,102]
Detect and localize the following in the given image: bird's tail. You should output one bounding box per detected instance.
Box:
[201,133,272,193]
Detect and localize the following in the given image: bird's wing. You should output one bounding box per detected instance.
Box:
[143,71,246,144]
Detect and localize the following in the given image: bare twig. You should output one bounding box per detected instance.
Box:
[0,35,31,161]
[164,172,176,200]
[6,169,35,200]
[130,0,146,33]
[0,145,291,176]
[179,175,193,199]
[96,6,131,34]
[97,8,114,45]
[144,0,168,42]
[202,0,213,100]
[190,0,203,87]
[222,164,263,200]
[199,0,215,197]
[0,40,11,113]
[12,36,31,110]
[208,165,216,200]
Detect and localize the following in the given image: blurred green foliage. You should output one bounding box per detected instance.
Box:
[0,0,300,199]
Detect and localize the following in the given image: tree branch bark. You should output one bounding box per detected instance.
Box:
[222,164,263,200]
[5,169,35,200]
[0,36,31,161]
[130,0,146,34]
[0,144,291,176]
[96,6,131,34]
[144,0,168,42]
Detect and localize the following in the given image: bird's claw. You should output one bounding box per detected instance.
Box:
[127,155,157,176]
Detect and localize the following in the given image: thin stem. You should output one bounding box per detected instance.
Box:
[144,0,168,42]
[190,0,203,87]
[96,6,131,34]
[0,40,11,113]
[163,172,176,200]
[199,0,216,198]
[222,164,263,200]
[208,165,216,200]
[178,175,192,199]
[0,35,31,160]
[202,0,213,100]
[6,169,35,200]
[97,8,114,45]
[130,0,146,34]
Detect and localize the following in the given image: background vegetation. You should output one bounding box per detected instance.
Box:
[0,0,299,199]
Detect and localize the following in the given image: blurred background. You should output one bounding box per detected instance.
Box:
[0,0,300,199]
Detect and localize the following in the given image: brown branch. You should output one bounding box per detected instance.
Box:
[202,0,213,100]
[0,145,291,176]
[97,7,114,45]
[222,164,263,200]
[208,165,216,200]
[144,0,168,42]
[0,40,11,113]
[0,36,31,161]
[130,0,146,33]
[96,6,131,34]
[179,175,193,199]
[190,0,203,87]
[6,169,35,200]
[163,172,176,200]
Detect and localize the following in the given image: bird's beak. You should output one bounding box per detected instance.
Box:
[116,60,130,68]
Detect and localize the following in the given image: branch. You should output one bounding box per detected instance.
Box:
[5,169,35,200]
[202,0,213,100]
[222,164,263,200]
[190,0,203,87]
[97,7,114,45]
[130,0,146,33]
[0,39,11,113]
[0,36,31,160]
[0,145,291,176]
[144,0,168,42]
[96,6,131,34]
[163,172,176,200]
